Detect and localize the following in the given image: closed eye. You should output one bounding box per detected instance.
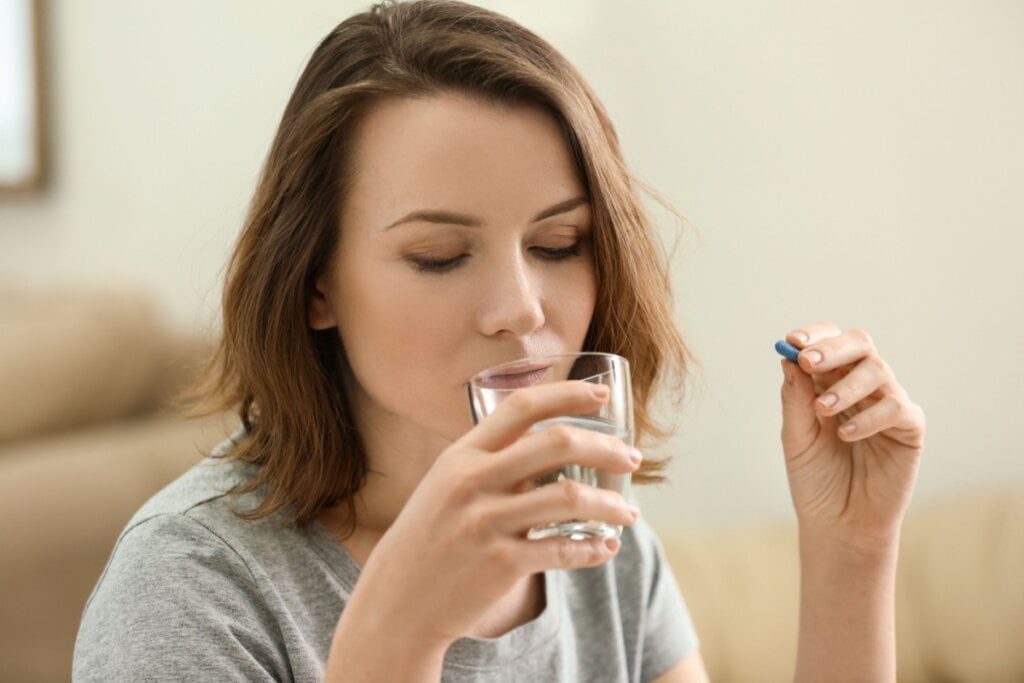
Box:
[406,240,586,274]
[406,253,468,273]
[532,242,584,260]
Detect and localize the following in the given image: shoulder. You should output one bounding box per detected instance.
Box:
[73,459,290,680]
[96,452,300,597]
[126,449,257,526]
[81,449,288,625]
[85,458,267,614]
[120,451,284,550]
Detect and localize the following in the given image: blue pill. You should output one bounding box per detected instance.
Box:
[775,340,801,363]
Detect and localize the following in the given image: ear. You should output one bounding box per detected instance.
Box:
[308,274,338,330]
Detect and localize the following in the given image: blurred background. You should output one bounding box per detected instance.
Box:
[1,1,1023,680]
[3,0,1021,529]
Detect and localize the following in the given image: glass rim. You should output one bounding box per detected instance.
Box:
[467,351,629,387]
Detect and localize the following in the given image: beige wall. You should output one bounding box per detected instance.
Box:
[1,1,1021,531]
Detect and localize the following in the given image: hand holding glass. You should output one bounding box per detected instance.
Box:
[468,352,634,540]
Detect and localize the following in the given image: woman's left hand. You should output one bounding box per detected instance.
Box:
[780,322,926,554]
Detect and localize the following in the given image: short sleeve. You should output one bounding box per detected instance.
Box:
[73,514,288,682]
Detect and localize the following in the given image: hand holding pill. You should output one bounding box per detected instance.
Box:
[774,323,925,554]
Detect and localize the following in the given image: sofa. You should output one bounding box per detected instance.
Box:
[1,286,1021,682]
[0,286,231,682]
[660,488,1024,681]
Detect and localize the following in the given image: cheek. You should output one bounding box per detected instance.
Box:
[378,294,472,435]
[552,261,598,344]
[338,267,448,366]
[334,262,463,417]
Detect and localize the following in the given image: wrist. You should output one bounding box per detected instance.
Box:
[327,612,449,682]
[797,516,903,561]
[798,529,899,600]
[326,577,452,682]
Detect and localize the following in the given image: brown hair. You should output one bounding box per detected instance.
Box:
[184,0,690,528]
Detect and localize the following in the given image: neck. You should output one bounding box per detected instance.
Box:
[342,388,456,534]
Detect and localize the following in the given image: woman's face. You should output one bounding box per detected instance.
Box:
[310,93,596,443]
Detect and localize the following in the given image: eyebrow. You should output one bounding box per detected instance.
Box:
[383,196,590,231]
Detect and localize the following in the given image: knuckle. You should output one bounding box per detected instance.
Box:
[889,394,909,419]
[560,480,586,508]
[914,404,928,436]
[466,503,498,540]
[504,389,537,415]
[445,473,476,506]
[444,461,488,506]
[486,541,518,576]
[893,396,925,428]
[546,424,578,450]
[850,327,875,349]
[867,353,889,375]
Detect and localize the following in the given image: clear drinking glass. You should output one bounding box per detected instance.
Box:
[467,352,634,541]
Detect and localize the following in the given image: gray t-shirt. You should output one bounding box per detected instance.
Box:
[73,442,699,682]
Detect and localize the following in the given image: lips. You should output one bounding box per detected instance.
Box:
[474,362,553,390]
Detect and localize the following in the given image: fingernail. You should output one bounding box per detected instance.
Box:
[627,503,641,518]
[791,331,809,344]
[804,350,823,366]
[604,538,621,552]
[839,422,858,436]
[589,384,609,400]
[817,392,838,409]
[629,448,643,466]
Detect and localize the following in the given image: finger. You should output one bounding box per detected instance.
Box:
[491,421,640,485]
[834,393,926,447]
[809,366,854,394]
[464,381,608,452]
[780,358,821,455]
[493,480,638,533]
[519,535,622,572]
[786,321,842,350]
[795,327,882,376]
[812,354,896,418]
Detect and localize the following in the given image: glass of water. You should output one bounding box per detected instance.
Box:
[467,352,634,541]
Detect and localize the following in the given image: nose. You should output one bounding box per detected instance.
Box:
[476,251,545,338]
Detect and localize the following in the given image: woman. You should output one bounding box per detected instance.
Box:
[74,1,925,681]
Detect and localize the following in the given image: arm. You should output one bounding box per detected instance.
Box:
[795,532,899,681]
[779,324,925,683]
[327,592,449,683]
[322,381,641,681]
[651,650,711,683]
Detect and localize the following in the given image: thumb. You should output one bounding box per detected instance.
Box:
[780,359,819,455]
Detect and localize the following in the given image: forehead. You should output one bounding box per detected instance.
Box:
[342,93,586,227]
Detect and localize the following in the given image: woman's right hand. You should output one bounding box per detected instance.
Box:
[327,380,641,674]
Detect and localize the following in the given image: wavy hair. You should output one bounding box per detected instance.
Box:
[184,0,690,528]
